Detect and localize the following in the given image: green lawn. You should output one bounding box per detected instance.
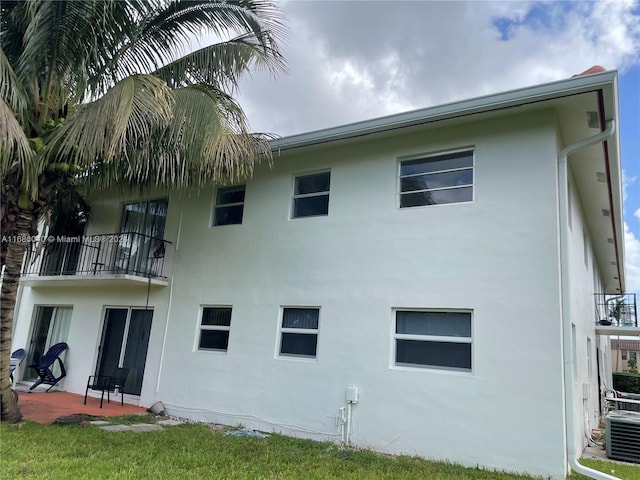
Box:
[1,418,638,479]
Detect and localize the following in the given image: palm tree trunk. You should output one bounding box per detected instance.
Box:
[1,208,34,423]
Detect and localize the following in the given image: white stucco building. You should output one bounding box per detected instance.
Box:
[11,70,636,479]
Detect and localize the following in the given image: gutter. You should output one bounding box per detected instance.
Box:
[558,120,618,480]
[270,71,617,152]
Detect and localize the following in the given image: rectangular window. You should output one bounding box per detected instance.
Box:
[213,185,246,226]
[292,172,330,218]
[621,350,627,360]
[198,307,232,351]
[394,310,472,371]
[631,352,637,360]
[279,308,319,358]
[399,150,473,208]
[587,338,592,380]
[583,230,589,269]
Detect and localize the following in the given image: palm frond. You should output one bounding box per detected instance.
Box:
[0,95,32,179]
[112,0,285,86]
[153,32,285,90]
[0,47,30,121]
[84,83,273,191]
[42,74,173,178]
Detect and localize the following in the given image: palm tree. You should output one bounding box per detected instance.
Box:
[0,0,285,423]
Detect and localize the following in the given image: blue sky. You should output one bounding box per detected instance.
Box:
[238,0,640,293]
[619,65,640,294]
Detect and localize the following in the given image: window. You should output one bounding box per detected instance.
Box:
[198,307,232,351]
[279,308,319,358]
[119,198,168,276]
[631,352,638,360]
[394,310,472,371]
[583,230,589,269]
[25,306,72,381]
[292,172,330,218]
[213,185,245,226]
[399,150,473,207]
[621,350,627,360]
[567,180,573,230]
[587,338,592,380]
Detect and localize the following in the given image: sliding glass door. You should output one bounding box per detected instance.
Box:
[96,308,153,395]
[25,306,71,380]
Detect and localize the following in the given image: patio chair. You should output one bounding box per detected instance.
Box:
[9,348,26,383]
[27,342,69,392]
[84,367,129,408]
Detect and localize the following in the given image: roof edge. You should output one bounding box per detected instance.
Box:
[269,70,618,152]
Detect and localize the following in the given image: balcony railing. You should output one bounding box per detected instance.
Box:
[594,293,638,328]
[22,232,169,280]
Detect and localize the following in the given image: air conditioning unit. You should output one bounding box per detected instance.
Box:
[606,412,640,463]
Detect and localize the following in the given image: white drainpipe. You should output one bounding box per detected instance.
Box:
[558,120,619,480]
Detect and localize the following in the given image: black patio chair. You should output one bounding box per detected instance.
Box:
[27,342,69,392]
[84,367,129,408]
[10,348,26,383]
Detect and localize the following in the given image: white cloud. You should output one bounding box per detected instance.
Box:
[237,0,640,136]
[625,222,640,295]
[635,208,640,221]
[622,169,638,203]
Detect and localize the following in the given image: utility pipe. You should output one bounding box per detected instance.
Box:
[558,120,619,480]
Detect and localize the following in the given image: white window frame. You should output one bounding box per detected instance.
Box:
[212,184,246,226]
[392,309,473,372]
[398,149,474,208]
[291,171,331,219]
[197,306,232,352]
[277,307,320,360]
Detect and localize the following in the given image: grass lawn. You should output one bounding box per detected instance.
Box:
[1,416,638,479]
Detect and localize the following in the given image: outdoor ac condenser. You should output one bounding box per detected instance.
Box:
[606,411,640,463]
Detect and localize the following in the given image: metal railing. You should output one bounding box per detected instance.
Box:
[594,293,638,328]
[22,232,169,279]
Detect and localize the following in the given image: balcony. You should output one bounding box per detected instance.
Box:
[594,293,639,336]
[21,232,170,287]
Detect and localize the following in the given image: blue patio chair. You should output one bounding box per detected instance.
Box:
[9,348,26,383]
[27,342,69,392]
[84,367,129,408]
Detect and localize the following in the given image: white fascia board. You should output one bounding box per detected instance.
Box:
[270,71,618,152]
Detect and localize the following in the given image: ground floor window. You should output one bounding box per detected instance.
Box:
[25,305,72,381]
[279,308,319,358]
[198,307,232,351]
[394,310,472,371]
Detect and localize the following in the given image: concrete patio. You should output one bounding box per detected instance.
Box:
[14,384,147,424]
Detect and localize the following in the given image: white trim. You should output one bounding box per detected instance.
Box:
[397,149,475,209]
[196,305,233,352]
[291,171,331,219]
[276,306,320,360]
[271,71,617,152]
[391,309,474,372]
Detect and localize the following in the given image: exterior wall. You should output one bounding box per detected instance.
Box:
[153,111,567,478]
[11,189,183,406]
[12,110,570,478]
[564,166,605,452]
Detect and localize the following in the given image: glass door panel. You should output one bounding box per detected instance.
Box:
[96,308,153,396]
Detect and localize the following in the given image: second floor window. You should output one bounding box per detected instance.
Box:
[399,150,473,207]
[292,172,331,218]
[213,185,246,226]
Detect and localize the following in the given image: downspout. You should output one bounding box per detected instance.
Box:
[558,120,618,480]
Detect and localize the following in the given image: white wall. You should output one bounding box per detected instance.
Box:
[565,167,607,453]
[12,110,572,478]
[154,111,567,478]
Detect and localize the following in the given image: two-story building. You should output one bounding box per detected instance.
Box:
[11,69,637,479]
